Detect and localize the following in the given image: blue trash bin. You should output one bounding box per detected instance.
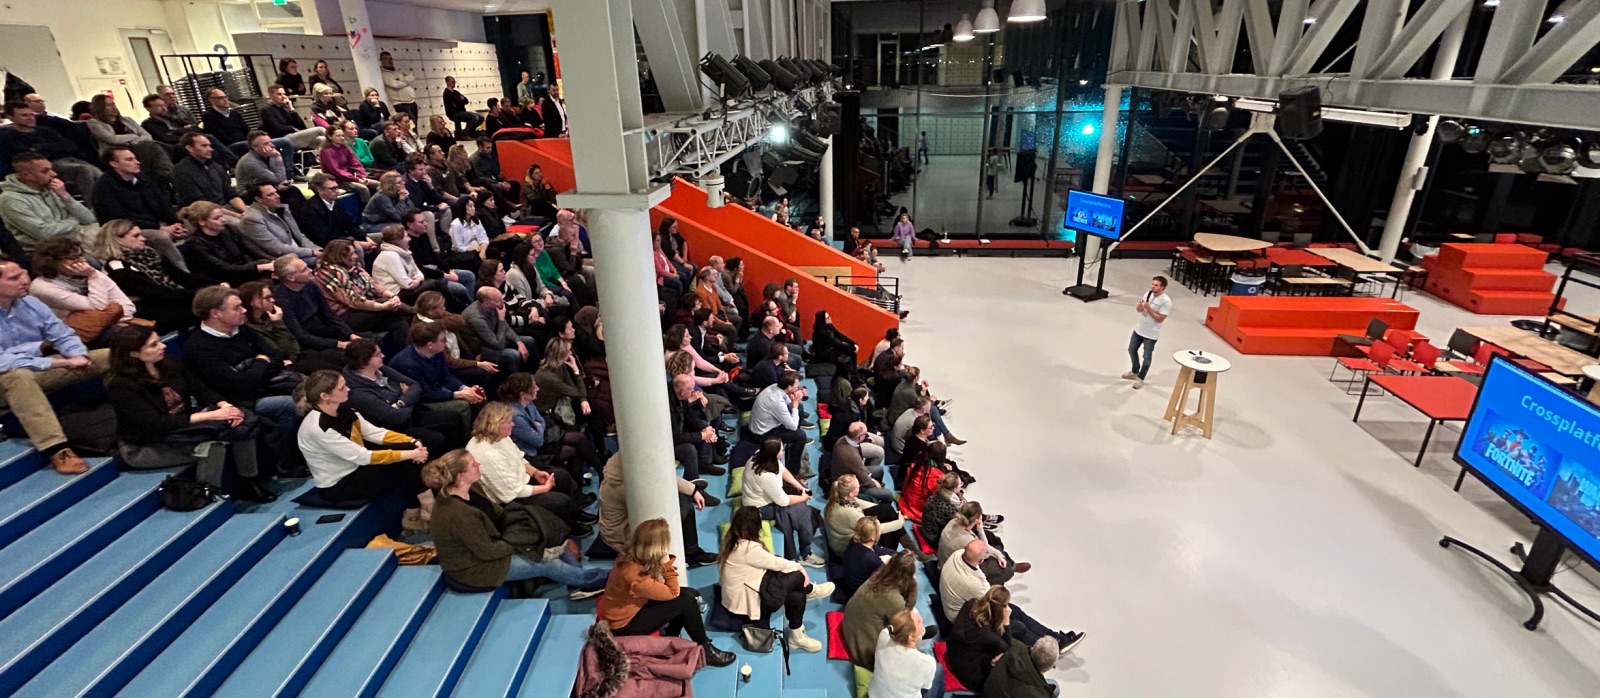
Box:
[1230,274,1265,296]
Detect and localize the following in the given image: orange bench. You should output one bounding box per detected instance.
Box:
[1422,243,1556,315]
[1205,296,1420,355]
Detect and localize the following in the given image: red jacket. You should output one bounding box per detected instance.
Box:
[899,463,943,523]
[577,621,705,698]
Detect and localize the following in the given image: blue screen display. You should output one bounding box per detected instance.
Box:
[1063,190,1125,240]
[1456,358,1600,566]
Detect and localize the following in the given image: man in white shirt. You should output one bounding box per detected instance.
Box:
[747,371,810,476]
[379,51,419,121]
[1122,275,1171,389]
[940,539,1085,653]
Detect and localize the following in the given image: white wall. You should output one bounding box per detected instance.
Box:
[0,0,199,110]
[304,0,487,43]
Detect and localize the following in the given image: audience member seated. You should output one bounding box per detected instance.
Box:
[500,371,599,482]
[842,551,920,669]
[519,164,559,221]
[847,227,886,273]
[180,201,273,287]
[275,58,306,96]
[890,367,962,446]
[413,290,496,387]
[722,257,751,334]
[295,369,430,524]
[182,286,306,474]
[242,184,320,263]
[105,325,273,501]
[90,146,189,270]
[533,336,607,448]
[651,229,683,296]
[463,286,531,375]
[747,343,790,394]
[372,223,470,308]
[741,438,823,567]
[666,323,734,397]
[260,85,326,153]
[547,211,595,278]
[938,502,1024,585]
[832,421,892,503]
[811,310,860,375]
[438,146,482,202]
[833,512,892,600]
[271,257,359,358]
[983,636,1060,698]
[939,539,1079,652]
[482,99,511,136]
[306,60,344,97]
[0,152,96,253]
[91,220,196,330]
[667,375,722,480]
[746,317,804,373]
[466,137,519,204]
[478,258,545,332]
[466,402,595,537]
[423,449,606,598]
[899,429,949,521]
[362,171,414,234]
[85,94,174,188]
[203,89,296,165]
[442,76,483,134]
[824,473,920,560]
[317,129,377,203]
[656,217,693,281]
[236,133,306,207]
[718,506,833,652]
[341,338,457,454]
[239,281,345,374]
[29,236,136,344]
[314,239,409,343]
[600,518,738,667]
[389,321,486,435]
[869,608,945,698]
[595,450,720,563]
[342,120,375,167]
[0,100,101,196]
[523,233,579,307]
[748,371,812,477]
[299,173,373,248]
[354,88,392,134]
[946,587,1018,692]
[0,257,105,473]
[448,196,490,260]
[368,121,409,171]
[825,386,871,451]
[921,472,970,547]
[423,116,455,155]
[403,155,455,226]
[173,133,246,214]
[146,87,235,167]
[308,85,349,131]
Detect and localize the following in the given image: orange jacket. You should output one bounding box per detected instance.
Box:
[600,556,680,629]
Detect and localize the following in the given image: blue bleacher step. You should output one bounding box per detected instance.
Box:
[0,438,44,490]
[0,500,230,689]
[13,512,286,697]
[118,502,385,697]
[693,628,787,698]
[517,613,595,698]
[374,588,505,698]
[786,690,829,698]
[0,471,162,619]
[214,548,397,698]
[451,598,552,697]
[299,566,444,698]
[0,455,115,551]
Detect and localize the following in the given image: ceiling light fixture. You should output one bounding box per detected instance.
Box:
[1009,0,1047,23]
[954,14,975,41]
[974,0,1001,33]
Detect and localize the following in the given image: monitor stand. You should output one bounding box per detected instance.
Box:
[1440,527,1600,630]
[1062,239,1110,302]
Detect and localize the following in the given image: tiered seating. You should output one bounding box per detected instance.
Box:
[1205,295,1420,355]
[1420,243,1558,315]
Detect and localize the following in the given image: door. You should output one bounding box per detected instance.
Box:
[877,39,898,87]
[119,29,176,114]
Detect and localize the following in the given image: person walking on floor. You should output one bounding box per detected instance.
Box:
[1123,275,1171,390]
[916,131,929,166]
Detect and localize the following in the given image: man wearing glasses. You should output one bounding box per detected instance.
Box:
[297,173,376,252]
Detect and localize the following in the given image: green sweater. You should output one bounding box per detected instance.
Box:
[351,137,375,168]
[533,250,562,287]
[432,493,514,588]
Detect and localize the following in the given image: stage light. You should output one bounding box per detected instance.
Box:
[1081,123,1095,136]
[975,0,1001,32]
[768,123,789,144]
[954,14,975,41]
[1462,128,1489,153]
[1579,141,1600,168]
[1487,133,1525,164]
[1009,0,1047,22]
[1541,143,1579,174]
[760,59,798,92]
[699,53,749,98]
[733,55,771,92]
[1437,120,1468,143]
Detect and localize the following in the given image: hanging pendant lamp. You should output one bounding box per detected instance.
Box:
[974,0,1002,33]
[1008,0,1048,22]
[954,14,975,41]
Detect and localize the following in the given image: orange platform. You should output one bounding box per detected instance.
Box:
[1205,296,1420,355]
[1420,243,1556,315]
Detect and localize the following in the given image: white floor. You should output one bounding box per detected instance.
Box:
[889,253,1600,697]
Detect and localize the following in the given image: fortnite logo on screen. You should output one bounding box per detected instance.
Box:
[1487,445,1540,487]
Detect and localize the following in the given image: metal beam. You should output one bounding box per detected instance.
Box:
[1350,0,1403,78]
[1152,0,1179,71]
[1170,0,1198,73]
[1368,0,1473,79]
[1282,0,1362,76]
[744,0,773,60]
[1134,0,1160,71]
[1241,0,1276,75]
[1474,0,1546,83]
[1112,69,1600,131]
[1112,1,1143,72]
[1191,0,1219,74]
[1499,0,1600,84]
[1212,0,1245,74]
[1268,0,1309,74]
[633,0,703,112]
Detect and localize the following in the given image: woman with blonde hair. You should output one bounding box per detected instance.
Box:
[867,607,944,698]
[824,472,922,559]
[423,449,607,598]
[293,369,430,524]
[362,171,412,233]
[178,202,274,287]
[534,336,598,447]
[599,518,738,666]
[91,220,196,330]
[355,86,392,133]
[938,501,1028,586]
[465,401,594,535]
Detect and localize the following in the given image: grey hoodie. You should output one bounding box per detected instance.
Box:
[0,175,95,251]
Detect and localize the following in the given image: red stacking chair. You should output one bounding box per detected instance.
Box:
[1388,339,1434,375]
[1475,343,1512,369]
[1332,340,1393,394]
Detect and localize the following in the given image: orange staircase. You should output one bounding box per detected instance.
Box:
[1420,243,1557,315]
[1205,296,1420,355]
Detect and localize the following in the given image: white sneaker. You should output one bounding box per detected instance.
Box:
[806,581,835,600]
[1132,379,1144,389]
[1120,372,1138,380]
[788,626,823,653]
[799,554,827,568]
[568,588,603,601]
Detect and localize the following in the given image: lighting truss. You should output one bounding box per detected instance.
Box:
[641,86,828,181]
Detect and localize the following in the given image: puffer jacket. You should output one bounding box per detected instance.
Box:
[0,175,96,250]
[576,620,704,698]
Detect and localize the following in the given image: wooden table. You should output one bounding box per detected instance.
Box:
[1132,174,1168,185]
[1460,326,1597,376]
[1200,199,1251,215]
[1193,233,1272,253]
[1546,313,1599,337]
[1308,247,1400,274]
[1164,350,1232,438]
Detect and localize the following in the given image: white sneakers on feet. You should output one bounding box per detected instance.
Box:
[799,554,827,568]
[1133,379,1145,389]
[788,626,822,653]
[806,581,836,600]
[1121,372,1138,380]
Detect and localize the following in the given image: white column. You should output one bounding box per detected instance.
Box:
[820,137,835,244]
[338,0,388,102]
[1085,84,1124,258]
[589,207,686,569]
[1376,11,1470,263]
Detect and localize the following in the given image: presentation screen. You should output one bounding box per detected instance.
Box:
[1455,357,1600,567]
[1063,190,1126,240]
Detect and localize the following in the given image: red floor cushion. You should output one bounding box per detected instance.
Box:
[827,611,851,660]
[933,641,970,692]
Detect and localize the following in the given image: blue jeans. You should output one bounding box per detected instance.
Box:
[928,405,949,440]
[1128,331,1157,380]
[451,111,483,132]
[251,394,301,470]
[506,549,609,590]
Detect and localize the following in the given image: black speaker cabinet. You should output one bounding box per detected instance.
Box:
[1275,86,1322,140]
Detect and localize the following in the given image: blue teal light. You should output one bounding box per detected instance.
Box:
[1080,123,1095,136]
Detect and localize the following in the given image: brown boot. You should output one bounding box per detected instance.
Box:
[942,433,967,446]
[51,448,88,475]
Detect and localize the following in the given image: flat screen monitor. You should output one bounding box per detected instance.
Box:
[1455,357,1600,568]
[1062,190,1126,240]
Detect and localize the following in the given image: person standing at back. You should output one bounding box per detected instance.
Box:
[1123,275,1171,390]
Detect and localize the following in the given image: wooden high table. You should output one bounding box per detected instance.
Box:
[1164,350,1232,438]
[1308,247,1400,274]
[1459,326,1597,376]
[1193,233,1272,253]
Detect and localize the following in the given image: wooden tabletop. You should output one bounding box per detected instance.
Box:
[1460,326,1598,376]
[1132,174,1168,185]
[1308,247,1399,273]
[1200,199,1251,215]
[1547,314,1600,336]
[1193,232,1273,252]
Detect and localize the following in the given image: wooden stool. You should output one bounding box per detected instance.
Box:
[1163,350,1233,438]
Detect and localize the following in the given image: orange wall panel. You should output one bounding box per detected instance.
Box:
[494,139,577,194]
[662,178,877,279]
